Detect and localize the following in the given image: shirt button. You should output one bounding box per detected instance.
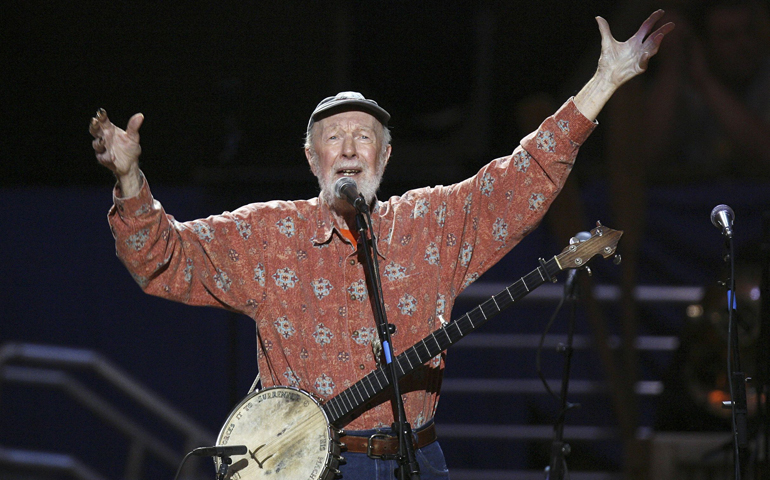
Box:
[349,259,356,265]
[359,364,365,370]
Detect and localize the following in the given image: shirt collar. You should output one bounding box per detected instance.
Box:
[310,197,387,260]
[310,197,337,246]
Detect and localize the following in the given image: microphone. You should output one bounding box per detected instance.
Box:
[570,231,592,244]
[711,204,735,239]
[334,177,367,212]
[564,231,591,295]
[191,445,247,457]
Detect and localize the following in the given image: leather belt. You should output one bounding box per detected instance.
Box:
[342,423,437,459]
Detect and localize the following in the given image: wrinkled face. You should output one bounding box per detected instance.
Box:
[306,110,391,210]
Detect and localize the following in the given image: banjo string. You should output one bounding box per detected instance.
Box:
[256,411,329,460]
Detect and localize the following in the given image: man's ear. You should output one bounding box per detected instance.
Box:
[305,148,318,176]
[382,144,392,167]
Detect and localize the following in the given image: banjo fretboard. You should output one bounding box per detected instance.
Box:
[321,255,563,426]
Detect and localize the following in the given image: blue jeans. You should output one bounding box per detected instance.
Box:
[338,425,450,480]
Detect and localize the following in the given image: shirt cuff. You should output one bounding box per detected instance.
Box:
[111,172,153,219]
[558,97,598,146]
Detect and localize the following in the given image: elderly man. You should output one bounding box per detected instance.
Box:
[90,10,672,480]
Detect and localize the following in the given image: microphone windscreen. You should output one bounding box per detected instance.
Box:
[334,177,357,199]
[711,204,735,228]
[574,231,591,242]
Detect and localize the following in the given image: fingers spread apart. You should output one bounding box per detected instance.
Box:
[636,10,676,52]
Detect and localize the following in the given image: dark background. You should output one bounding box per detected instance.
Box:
[3,1,615,190]
[2,1,768,479]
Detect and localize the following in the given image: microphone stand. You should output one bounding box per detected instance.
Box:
[215,454,233,480]
[545,268,582,480]
[172,446,246,480]
[757,211,770,476]
[354,199,420,480]
[722,235,749,480]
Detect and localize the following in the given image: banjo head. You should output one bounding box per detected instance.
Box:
[215,386,339,480]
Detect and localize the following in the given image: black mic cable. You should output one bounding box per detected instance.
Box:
[536,231,590,403]
[710,204,744,479]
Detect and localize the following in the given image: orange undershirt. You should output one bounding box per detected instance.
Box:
[340,228,357,248]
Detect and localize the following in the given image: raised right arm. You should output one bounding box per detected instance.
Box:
[92,110,266,315]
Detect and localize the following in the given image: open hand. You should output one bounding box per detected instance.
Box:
[90,109,144,177]
[596,9,675,88]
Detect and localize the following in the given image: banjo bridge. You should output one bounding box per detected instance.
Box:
[249,444,273,469]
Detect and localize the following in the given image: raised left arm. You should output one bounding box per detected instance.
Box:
[575,9,675,121]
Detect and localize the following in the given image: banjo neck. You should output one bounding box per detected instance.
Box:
[322,223,621,428]
[323,257,557,427]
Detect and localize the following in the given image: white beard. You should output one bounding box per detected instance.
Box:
[313,153,387,211]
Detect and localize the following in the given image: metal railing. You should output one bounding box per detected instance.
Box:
[0,343,216,480]
[438,284,698,477]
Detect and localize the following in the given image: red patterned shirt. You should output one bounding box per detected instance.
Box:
[108,99,595,430]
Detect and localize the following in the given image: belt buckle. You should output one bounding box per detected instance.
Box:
[366,433,395,460]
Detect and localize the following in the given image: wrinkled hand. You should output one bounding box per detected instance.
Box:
[89,109,144,178]
[596,9,675,88]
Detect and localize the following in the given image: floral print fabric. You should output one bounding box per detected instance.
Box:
[108,99,595,430]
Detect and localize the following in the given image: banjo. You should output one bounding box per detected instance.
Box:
[214,223,623,480]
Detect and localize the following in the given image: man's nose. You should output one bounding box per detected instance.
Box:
[342,135,356,157]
